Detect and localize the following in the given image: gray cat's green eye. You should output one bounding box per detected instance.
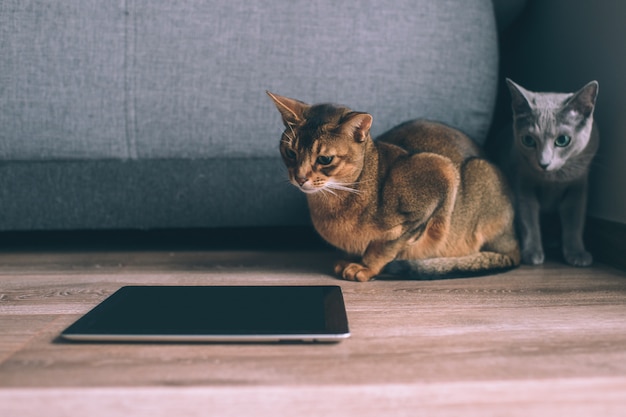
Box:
[555,135,571,147]
[316,155,334,165]
[521,135,536,147]
[284,149,297,159]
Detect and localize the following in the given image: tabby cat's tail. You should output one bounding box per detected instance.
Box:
[384,251,518,280]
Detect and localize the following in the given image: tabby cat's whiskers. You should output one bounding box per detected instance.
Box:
[324,181,362,195]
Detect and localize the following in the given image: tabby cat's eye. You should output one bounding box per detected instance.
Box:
[521,135,536,148]
[555,135,571,147]
[284,148,297,160]
[316,155,334,165]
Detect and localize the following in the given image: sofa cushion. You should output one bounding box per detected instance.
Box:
[0,1,127,160]
[1,0,498,161]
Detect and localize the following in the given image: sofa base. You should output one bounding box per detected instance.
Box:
[0,158,309,231]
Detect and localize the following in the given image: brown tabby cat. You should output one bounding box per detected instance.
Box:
[268,92,520,281]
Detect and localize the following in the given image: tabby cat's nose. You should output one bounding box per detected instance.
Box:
[295,176,308,186]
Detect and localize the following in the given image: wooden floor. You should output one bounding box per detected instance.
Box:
[1,246,626,416]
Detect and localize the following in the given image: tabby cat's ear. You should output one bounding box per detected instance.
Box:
[266,91,308,127]
[340,112,373,143]
[564,81,599,118]
[506,78,533,116]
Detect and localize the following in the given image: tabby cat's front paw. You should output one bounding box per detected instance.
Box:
[522,248,545,265]
[334,260,377,282]
[564,250,593,267]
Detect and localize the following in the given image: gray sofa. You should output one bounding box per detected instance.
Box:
[0,0,524,232]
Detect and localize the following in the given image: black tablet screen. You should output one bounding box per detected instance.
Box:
[61,285,350,342]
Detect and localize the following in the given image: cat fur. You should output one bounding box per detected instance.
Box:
[499,79,599,267]
[268,92,520,281]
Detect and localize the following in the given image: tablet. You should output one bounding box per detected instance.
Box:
[60,285,350,343]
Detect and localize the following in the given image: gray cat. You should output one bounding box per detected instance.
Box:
[499,78,599,267]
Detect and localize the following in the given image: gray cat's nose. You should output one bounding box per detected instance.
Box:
[539,162,550,170]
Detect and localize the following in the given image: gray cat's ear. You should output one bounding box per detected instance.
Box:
[505,78,533,116]
[340,112,373,143]
[266,91,308,127]
[564,81,599,118]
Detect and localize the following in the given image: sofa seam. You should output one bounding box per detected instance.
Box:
[124,0,138,160]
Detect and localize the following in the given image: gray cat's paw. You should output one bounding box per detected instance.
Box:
[564,250,593,267]
[522,248,545,265]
